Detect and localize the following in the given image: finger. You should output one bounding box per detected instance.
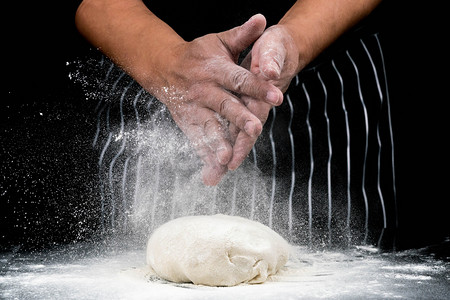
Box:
[228,131,257,171]
[204,88,263,138]
[240,51,252,71]
[201,120,229,186]
[199,133,228,186]
[217,14,266,57]
[258,45,286,80]
[203,113,233,165]
[181,113,230,185]
[228,122,240,145]
[242,95,272,125]
[216,14,283,105]
[202,162,227,186]
[227,96,272,170]
[218,64,283,106]
[188,128,228,186]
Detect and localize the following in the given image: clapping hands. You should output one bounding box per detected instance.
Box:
[153,15,300,185]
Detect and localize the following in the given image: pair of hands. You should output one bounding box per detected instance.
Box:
[149,14,300,185]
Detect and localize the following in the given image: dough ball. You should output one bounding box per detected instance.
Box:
[146,214,291,287]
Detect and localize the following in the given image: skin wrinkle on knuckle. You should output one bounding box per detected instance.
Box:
[230,69,249,92]
[218,97,239,117]
[218,98,229,116]
[203,118,215,132]
[214,112,229,129]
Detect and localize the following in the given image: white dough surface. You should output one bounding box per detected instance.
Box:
[146,214,291,286]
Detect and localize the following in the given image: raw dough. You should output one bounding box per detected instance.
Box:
[146,214,291,287]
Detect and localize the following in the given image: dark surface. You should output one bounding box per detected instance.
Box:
[1,1,448,251]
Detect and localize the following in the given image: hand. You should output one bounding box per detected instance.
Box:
[227,25,300,170]
[77,0,381,185]
[146,15,283,185]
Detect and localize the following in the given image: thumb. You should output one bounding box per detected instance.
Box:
[218,14,266,57]
[257,41,286,80]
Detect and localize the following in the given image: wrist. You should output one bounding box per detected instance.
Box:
[278,0,383,73]
[76,0,186,99]
[133,37,186,99]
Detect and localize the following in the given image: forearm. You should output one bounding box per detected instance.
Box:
[279,0,382,72]
[75,0,184,91]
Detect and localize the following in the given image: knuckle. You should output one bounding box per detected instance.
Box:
[218,97,239,116]
[230,69,249,92]
[219,98,231,115]
[219,98,228,115]
[188,84,202,100]
[203,117,214,130]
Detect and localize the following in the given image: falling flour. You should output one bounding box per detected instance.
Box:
[146,214,291,287]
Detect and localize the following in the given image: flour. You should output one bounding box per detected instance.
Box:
[146,214,291,287]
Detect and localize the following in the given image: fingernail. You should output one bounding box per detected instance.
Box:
[228,163,238,171]
[244,120,255,137]
[266,90,281,105]
[216,147,230,165]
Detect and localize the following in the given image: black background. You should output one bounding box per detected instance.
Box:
[1,1,448,251]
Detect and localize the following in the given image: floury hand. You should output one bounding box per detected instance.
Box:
[148,15,283,185]
[76,0,382,185]
[76,3,283,186]
[228,25,301,171]
[226,0,382,171]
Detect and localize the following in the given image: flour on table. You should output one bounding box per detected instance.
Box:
[146,214,291,287]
